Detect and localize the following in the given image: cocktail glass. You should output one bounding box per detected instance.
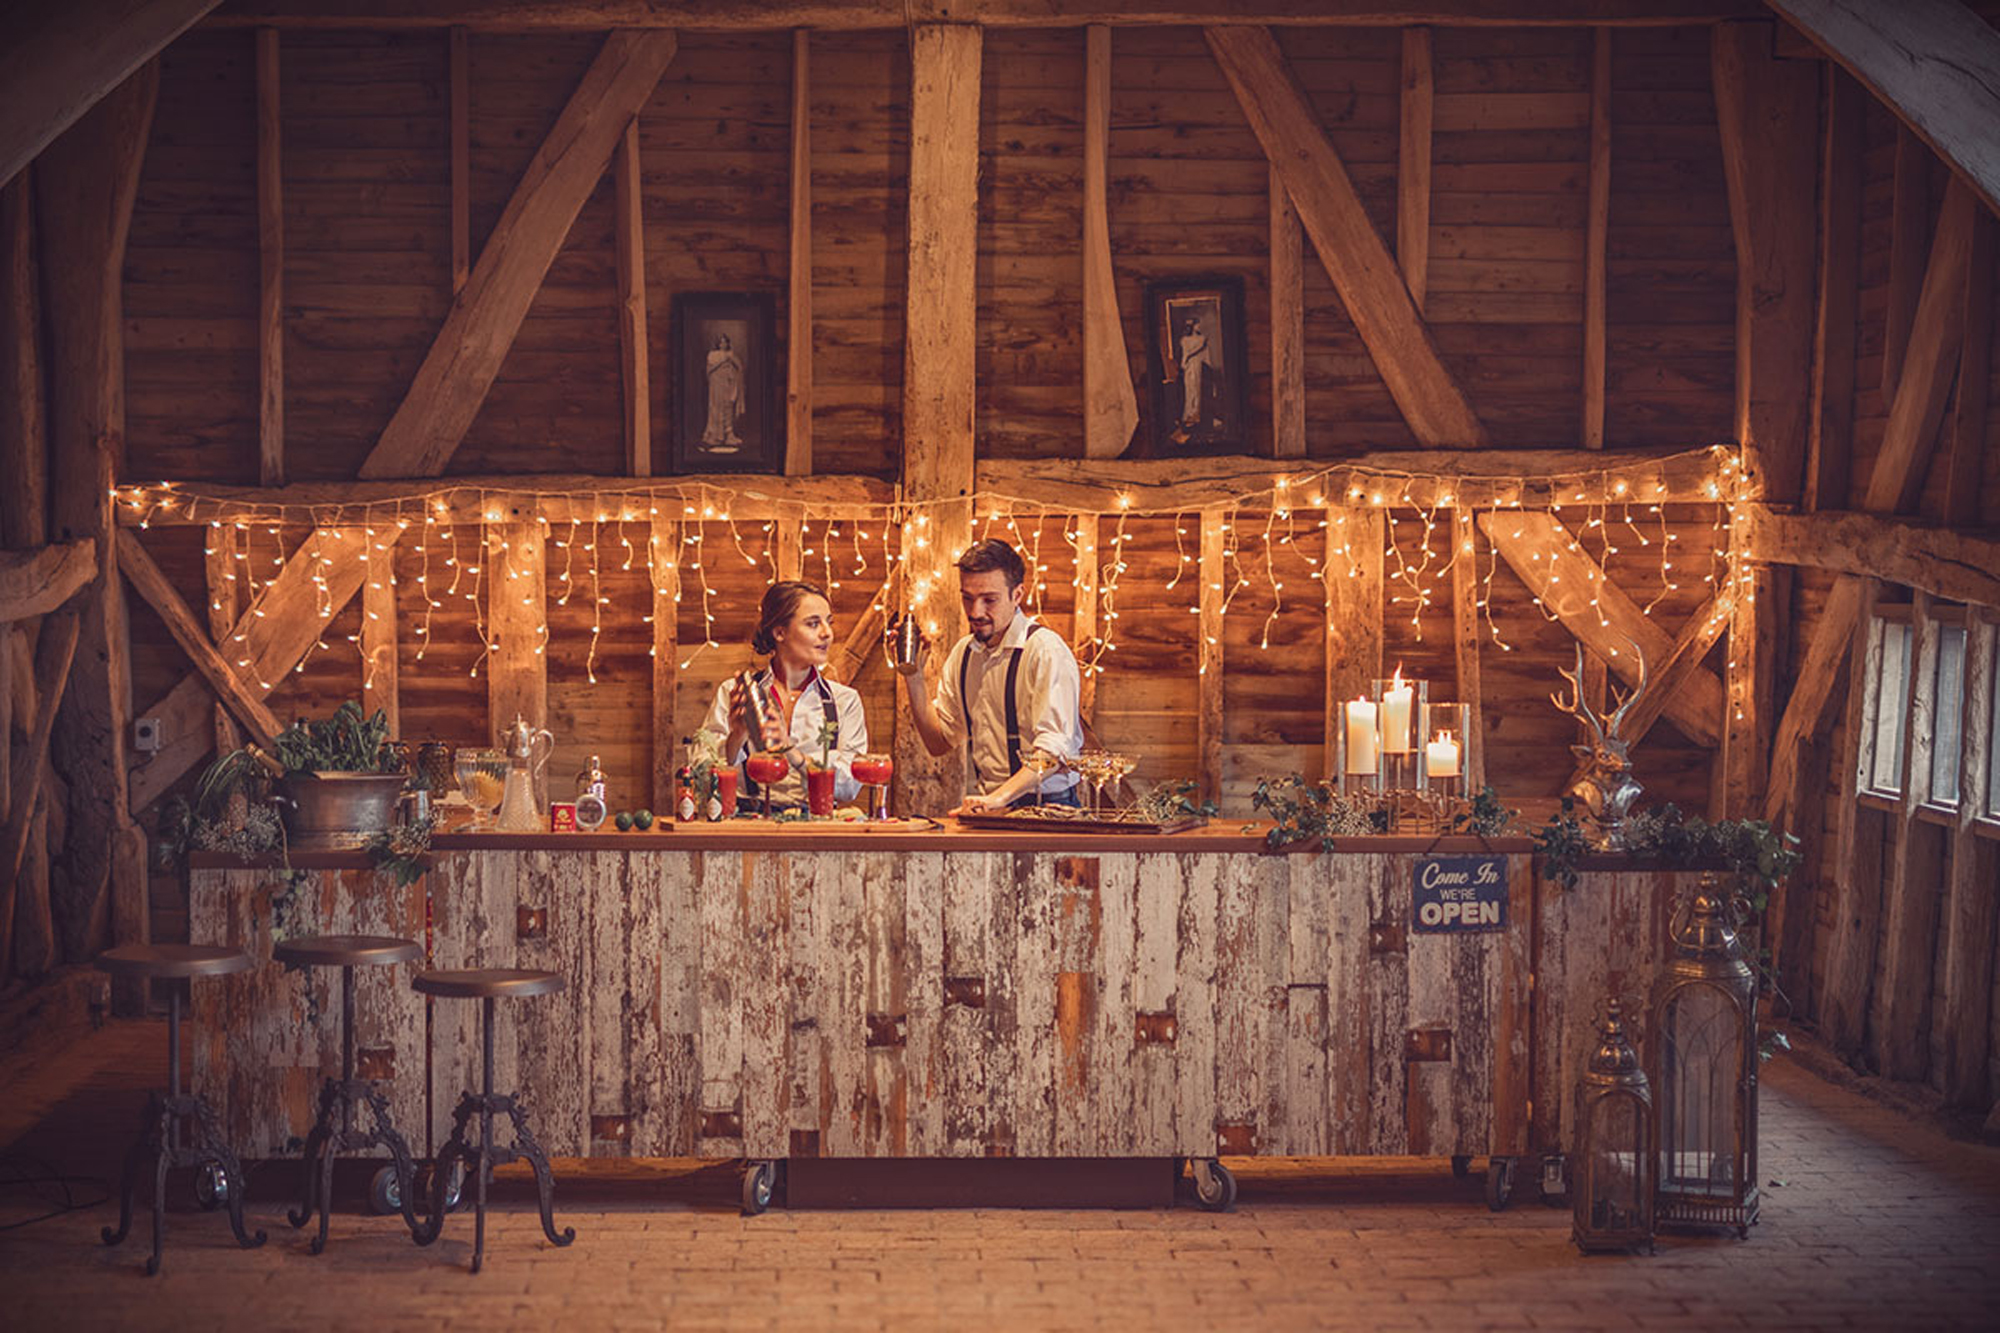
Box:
[1076,749,1111,816]
[745,751,790,820]
[1105,754,1137,813]
[1023,748,1063,810]
[453,748,508,829]
[852,752,894,820]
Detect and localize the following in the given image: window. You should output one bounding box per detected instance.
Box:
[1930,624,1967,808]
[1864,616,1913,797]
[1989,645,2000,821]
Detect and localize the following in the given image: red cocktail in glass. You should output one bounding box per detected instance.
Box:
[713,766,738,819]
[852,753,893,820]
[804,766,836,817]
[744,752,789,820]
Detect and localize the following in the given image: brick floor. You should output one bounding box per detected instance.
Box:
[2,1020,1997,1331]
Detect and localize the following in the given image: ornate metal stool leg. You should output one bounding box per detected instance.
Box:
[189,1097,265,1251]
[411,1097,475,1248]
[472,996,494,1275]
[100,1096,158,1248]
[146,1115,172,1277]
[365,1087,425,1235]
[502,1098,574,1247]
[287,1092,334,1230]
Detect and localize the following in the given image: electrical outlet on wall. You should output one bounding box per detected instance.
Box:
[133,717,164,752]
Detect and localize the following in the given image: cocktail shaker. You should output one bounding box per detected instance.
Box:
[882,611,925,673]
[739,669,786,751]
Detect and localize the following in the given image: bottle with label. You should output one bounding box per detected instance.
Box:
[675,737,698,823]
[575,754,609,830]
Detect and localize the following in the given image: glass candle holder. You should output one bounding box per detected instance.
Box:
[1372,675,1429,795]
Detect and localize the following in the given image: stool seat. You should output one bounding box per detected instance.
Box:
[414,968,563,1000]
[97,944,254,980]
[275,934,421,968]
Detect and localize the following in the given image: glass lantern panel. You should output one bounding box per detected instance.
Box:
[1658,982,1744,1197]
[1586,1093,1647,1233]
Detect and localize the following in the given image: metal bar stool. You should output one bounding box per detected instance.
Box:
[409,968,575,1273]
[273,934,425,1252]
[96,944,269,1275]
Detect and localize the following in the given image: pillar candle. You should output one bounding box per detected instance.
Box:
[1345,698,1379,774]
[1426,730,1461,778]
[1381,672,1414,754]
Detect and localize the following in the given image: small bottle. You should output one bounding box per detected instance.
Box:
[575,753,608,831]
[675,737,698,823]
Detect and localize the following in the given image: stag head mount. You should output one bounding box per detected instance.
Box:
[1550,640,1650,850]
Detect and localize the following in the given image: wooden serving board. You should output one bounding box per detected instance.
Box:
[950,810,1209,835]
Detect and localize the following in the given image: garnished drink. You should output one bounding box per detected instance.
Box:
[745,751,790,820]
[852,753,893,820]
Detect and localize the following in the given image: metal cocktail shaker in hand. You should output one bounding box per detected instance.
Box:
[739,669,785,751]
[883,611,925,674]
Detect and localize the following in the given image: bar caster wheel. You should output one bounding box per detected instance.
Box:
[193,1161,230,1211]
[1486,1155,1516,1212]
[1191,1158,1236,1212]
[368,1165,403,1216]
[741,1160,779,1216]
[412,1160,468,1214]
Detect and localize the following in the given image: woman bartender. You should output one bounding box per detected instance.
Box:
[695,580,869,811]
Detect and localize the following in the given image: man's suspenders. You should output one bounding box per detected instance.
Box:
[958,623,1047,787]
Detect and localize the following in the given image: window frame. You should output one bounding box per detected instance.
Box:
[1857,604,1915,804]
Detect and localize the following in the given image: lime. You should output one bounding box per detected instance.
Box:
[613,811,633,832]
[634,809,654,831]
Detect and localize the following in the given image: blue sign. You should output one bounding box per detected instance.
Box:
[1412,855,1508,933]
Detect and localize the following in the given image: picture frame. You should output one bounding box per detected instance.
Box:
[1144,275,1248,457]
[670,291,783,474]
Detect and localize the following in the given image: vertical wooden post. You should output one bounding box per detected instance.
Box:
[1268,168,1304,459]
[1875,594,1942,1081]
[1071,513,1099,726]
[1942,208,1993,526]
[650,513,680,814]
[1451,507,1484,789]
[37,63,156,972]
[615,117,651,478]
[2,180,49,551]
[204,524,242,758]
[449,25,470,294]
[1823,579,1882,1057]
[1082,25,1136,461]
[1323,508,1385,782]
[362,534,400,738]
[786,29,813,476]
[1807,69,1861,511]
[486,518,547,758]
[1883,125,1930,402]
[1942,619,1996,1106]
[1582,27,1610,450]
[1198,506,1225,807]
[1396,26,1431,315]
[896,23,981,816]
[256,27,284,487]
[776,521,802,583]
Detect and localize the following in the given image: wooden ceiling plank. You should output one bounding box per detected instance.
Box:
[356,30,679,479]
[1206,25,1488,448]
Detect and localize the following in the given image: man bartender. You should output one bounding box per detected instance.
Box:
[897,539,1085,813]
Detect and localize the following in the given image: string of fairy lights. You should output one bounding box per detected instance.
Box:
[121,444,1755,696]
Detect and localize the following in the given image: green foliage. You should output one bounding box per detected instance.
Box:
[156,748,280,868]
[1134,778,1217,824]
[364,814,434,887]
[1536,800,1803,906]
[1252,776,1375,851]
[271,701,400,777]
[1534,799,1592,892]
[1451,784,1517,838]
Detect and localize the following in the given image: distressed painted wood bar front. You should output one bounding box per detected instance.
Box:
[188,831,1701,1172]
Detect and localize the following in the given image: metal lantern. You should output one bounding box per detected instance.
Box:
[1649,877,1759,1237]
[1572,999,1654,1254]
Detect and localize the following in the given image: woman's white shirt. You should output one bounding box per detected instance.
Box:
[694,667,869,806]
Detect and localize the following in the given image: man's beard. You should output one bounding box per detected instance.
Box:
[970,621,995,644]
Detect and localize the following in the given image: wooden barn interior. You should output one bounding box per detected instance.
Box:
[3,0,2000,1251]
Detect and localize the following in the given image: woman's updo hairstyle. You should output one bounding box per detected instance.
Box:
[752,579,828,657]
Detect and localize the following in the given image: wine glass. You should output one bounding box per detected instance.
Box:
[744,750,790,821]
[1023,748,1064,811]
[1075,749,1111,817]
[454,748,507,829]
[1105,754,1138,814]
[852,752,894,820]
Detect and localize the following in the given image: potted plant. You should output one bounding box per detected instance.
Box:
[266,701,410,849]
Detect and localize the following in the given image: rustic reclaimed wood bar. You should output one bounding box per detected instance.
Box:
[190,827,1700,1202]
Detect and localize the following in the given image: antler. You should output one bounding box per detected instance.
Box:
[1605,634,1649,736]
[1549,641,1606,745]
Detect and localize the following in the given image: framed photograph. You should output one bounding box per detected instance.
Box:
[1144,275,1248,456]
[671,291,783,474]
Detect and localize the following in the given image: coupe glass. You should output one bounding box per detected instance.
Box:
[453,748,508,829]
[852,753,894,820]
[1105,754,1138,812]
[744,751,790,820]
[1023,748,1063,810]
[1075,749,1111,816]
